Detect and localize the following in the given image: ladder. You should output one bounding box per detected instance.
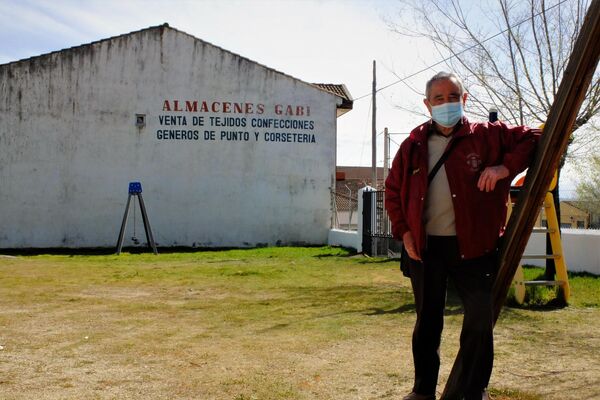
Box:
[508,172,570,304]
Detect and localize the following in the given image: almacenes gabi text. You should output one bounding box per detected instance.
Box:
[162,100,311,117]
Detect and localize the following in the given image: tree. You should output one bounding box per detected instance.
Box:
[387,0,600,276]
[576,154,600,228]
[388,0,599,142]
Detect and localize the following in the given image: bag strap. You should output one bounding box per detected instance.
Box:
[427,136,462,184]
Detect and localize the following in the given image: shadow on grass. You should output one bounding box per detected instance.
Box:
[257,308,369,332]
[504,271,569,310]
[343,273,470,317]
[571,271,600,279]
[312,249,357,258]
[0,244,352,257]
[255,284,419,331]
[505,297,568,311]
[0,246,240,256]
[356,257,401,264]
[363,303,465,316]
[365,286,465,316]
[364,303,415,315]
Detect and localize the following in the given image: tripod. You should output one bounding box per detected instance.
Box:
[116,182,158,255]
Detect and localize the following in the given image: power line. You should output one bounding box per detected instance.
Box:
[389,137,403,147]
[352,0,570,102]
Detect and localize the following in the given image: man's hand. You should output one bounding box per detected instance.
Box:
[402,231,421,261]
[477,165,509,192]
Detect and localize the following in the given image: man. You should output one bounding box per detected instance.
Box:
[385,72,540,400]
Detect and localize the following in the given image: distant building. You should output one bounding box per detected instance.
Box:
[0,24,352,248]
[536,201,591,229]
[335,166,386,193]
[332,166,385,230]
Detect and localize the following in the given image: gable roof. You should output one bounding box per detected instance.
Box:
[313,84,353,116]
[562,201,590,214]
[1,23,353,114]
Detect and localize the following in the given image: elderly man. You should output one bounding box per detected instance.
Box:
[385,72,540,400]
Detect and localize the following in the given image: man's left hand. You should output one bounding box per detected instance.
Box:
[477,165,509,192]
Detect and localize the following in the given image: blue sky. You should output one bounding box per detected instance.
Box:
[0,0,581,197]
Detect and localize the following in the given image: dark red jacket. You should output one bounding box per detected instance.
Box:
[385,117,541,260]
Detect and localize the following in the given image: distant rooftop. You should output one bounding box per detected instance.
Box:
[313,84,353,116]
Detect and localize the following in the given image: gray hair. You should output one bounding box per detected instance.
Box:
[425,72,465,99]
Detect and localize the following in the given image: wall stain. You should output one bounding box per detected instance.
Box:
[17,89,22,122]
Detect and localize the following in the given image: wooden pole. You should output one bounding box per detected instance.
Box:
[372,60,377,189]
[383,127,389,234]
[442,1,600,397]
[383,127,389,184]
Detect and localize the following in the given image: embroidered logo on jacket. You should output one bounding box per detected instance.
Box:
[466,153,482,171]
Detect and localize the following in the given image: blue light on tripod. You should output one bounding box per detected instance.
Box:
[129,182,142,194]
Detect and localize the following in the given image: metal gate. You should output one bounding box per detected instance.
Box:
[362,190,399,256]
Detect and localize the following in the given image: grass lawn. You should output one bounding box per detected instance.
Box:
[0,247,599,399]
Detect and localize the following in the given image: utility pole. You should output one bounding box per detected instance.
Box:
[383,127,389,184]
[371,60,377,189]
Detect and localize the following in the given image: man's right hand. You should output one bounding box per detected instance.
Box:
[402,231,421,261]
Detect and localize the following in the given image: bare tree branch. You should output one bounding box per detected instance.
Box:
[529,0,553,111]
[387,0,598,137]
[541,0,558,96]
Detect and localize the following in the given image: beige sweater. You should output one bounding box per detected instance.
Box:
[424,133,456,236]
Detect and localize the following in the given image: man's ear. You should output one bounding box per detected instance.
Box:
[462,92,468,105]
[423,98,432,114]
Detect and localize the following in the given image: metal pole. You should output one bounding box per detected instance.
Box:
[345,184,352,230]
[372,60,377,189]
[115,194,133,255]
[383,127,389,184]
[137,193,158,255]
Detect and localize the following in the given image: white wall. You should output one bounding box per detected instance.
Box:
[328,229,360,251]
[0,26,340,248]
[524,228,600,275]
[329,196,600,275]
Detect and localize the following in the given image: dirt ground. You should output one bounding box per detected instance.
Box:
[1,252,599,399]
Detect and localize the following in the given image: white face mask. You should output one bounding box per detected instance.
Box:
[431,102,463,128]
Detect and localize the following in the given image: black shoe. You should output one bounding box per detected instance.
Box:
[402,392,436,400]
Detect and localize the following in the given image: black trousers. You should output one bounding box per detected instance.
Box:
[409,236,495,400]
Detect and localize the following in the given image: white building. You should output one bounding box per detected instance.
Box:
[0,24,352,249]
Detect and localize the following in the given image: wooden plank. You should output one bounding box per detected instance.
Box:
[442,1,600,397]
[523,280,564,287]
[521,255,560,259]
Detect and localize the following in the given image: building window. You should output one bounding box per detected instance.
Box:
[577,220,585,228]
[541,219,548,228]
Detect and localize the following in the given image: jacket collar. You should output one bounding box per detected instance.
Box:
[410,116,471,144]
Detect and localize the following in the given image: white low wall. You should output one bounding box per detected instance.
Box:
[523,228,600,275]
[329,225,600,276]
[328,186,375,253]
[330,185,600,275]
[328,229,360,251]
